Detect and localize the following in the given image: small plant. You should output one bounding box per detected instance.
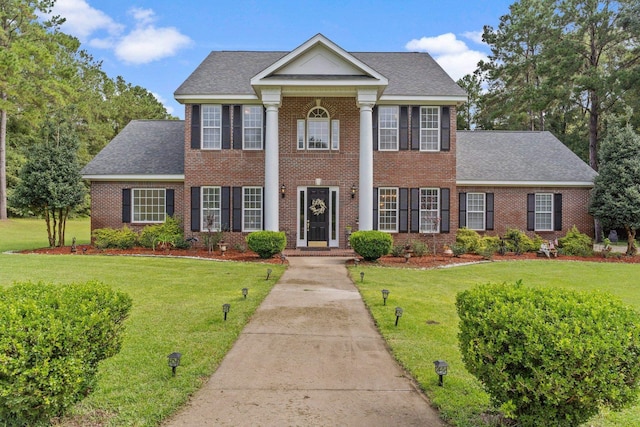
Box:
[92,226,138,249]
[476,236,500,259]
[456,228,481,253]
[410,240,429,257]
[349,230,393,261]
[246,231,286,259]
[233,243,247,253]
[138,217,185,250]
[391,244,405,257]
[503,228,536,254]
[558,225,593,256]
[451,242,467,257]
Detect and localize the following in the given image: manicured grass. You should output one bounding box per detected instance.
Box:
[352,261,640,427]
[0,218,91,252]
[0,219,284,426]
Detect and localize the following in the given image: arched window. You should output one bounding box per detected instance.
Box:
[297,106,339,150]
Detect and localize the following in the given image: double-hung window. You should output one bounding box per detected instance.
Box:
[132,188,165,223]
[467,193,486,231]
[201,186,221,231]
[297,106,339,150]
[243,187,263,231]
[378,188,398,232]
[420,188,440,233]
[535,193,553,231]
[420,107,440,151]
[378,106,398,150]
[243,106,263,149]
[202,105,222,149]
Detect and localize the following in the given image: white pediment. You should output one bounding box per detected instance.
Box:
[275,44,365,76]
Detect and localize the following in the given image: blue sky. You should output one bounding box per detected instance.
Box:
[49,0,514,118]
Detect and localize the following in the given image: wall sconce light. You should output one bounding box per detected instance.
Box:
[242,288,248,299]
[351,184,357,199]
[168,352,182,376]
[433,360,449,386]
[395,306,403,326]
[382,289,390,305]
[222,303,231,321]
[281,184,286,198]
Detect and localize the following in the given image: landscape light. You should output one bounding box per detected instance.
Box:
[434,360,449,386]
[222,303,231,321]
[168,352,182,376]
[395,307,403,326]
[382,289,389,305]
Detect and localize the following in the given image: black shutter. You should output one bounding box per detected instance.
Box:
[190,187,201,232]
[399,106,409,150]
[399,188,409,233]
[440,188,450,233]
[486,193,494,231]
[262,187,265,230]
[554,194,563,231]
[233,105,242,149]
[441,106,450,151]
[373,188,378,230]
[411,106,421,150]
[221,187,231,230]
[458,193,467,228]
[165,189,174,217]
[372,106,378,151]
[410,188,420,232]
[122,189,131,223]
[232,187,242,232]
[527,194,535,231]
[222,105,231,149]
[190,105,201,149]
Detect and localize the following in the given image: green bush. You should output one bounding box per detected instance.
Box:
[139,216,185,250]
[450,241,467,257]
[349,230,393,261]
[410,240,429,257]
[92,226,137,249]
[558,225,593,256]
[390,244,405,257]
[0,281,132,426]
[246,231,286,259]
[457,281,640,427]
[476,235,500,259]
[503,228,536,253]
[456,228,481,253]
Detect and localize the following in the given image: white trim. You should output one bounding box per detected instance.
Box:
[82,175,184,182]
[378,95,467,104]
[175,94,258,104]
[456,180,594,187]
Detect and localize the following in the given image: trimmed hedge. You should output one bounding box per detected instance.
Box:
[246,231,286,259]
[349,230,393,261]
[92,226,137,249]
[457,281,640,427]
[0,281,132,426]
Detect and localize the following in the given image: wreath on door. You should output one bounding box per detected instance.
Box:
[309,198,327,215]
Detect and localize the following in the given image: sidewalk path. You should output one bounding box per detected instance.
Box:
[164,257,444,426]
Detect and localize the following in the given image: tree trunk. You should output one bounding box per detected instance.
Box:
[625,226,637,256]
[588,90,599,171]
[45,207,54,247]
[0,96,7,220]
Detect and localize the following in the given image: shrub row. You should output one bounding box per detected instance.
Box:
[92,217,189,250]
[0,281,132,426]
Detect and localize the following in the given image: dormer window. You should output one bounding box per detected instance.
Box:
[297,105,339,150]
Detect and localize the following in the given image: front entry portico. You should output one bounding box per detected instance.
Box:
[297,187,339,248]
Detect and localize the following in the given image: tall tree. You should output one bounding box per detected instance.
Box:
[456,73,483,130]
[589,122,640,255]
[10,110,85,246]
[0,0,63,220]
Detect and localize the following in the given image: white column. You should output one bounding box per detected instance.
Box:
[264,103,280,231]
[358,102,375,230]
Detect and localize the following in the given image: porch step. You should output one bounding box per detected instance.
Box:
[283,248,356,257]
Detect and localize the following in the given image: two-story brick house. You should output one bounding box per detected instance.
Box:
[82,34,597,250]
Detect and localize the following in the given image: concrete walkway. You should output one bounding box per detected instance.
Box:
[164,257,444,426]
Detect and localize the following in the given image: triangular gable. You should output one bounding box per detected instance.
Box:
[251,33,388,86]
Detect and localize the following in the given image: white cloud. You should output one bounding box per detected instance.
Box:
[462,31,486,45]
[50,1,191,64]
[53,0,123,39]
[152,92,174,116]
[405,33,488,81]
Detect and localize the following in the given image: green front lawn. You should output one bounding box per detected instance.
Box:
[353,261,640,427]
[0,217,91,252]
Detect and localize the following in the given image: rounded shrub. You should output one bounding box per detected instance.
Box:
[139,216,185,249]
[455,227,481,253]
[558,225,593,256]
[456,281,640,427]
[349,230,393,261]
[92,226,137,249]
[246,230,286,259]
[0,281,132,426]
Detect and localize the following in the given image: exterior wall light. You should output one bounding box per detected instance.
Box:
[281,184,286,198]
[351,184,357,198]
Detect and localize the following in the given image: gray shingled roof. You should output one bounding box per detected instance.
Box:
[81,120,184,176]
[457,131,597,184]
[174,51,466,98]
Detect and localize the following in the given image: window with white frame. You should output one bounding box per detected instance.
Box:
[297,107,339,150]
[243,105,263,149]
[243,187,263,231]
[132,188,165,223]
[467,193,486,231]
[202,105,222,149]
[420,188,440,233]
[535,193,553,231]
[378,188,398,232]
[420,106,440,151]
[378,106,398,150]
[201,186,221,231]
